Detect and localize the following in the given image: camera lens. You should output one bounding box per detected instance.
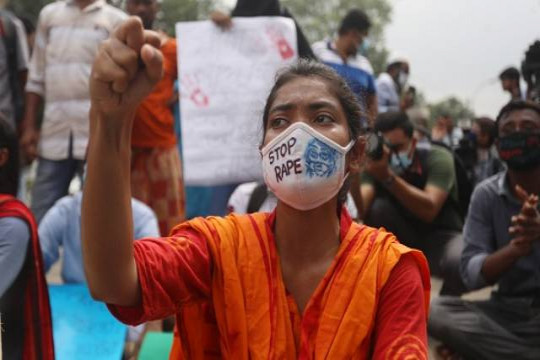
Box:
[366,132,384,160]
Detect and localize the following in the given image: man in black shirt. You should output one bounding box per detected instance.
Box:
[210,0,315,59]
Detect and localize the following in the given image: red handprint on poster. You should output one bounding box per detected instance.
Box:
[266,26,295,60]
[181,74,210,108]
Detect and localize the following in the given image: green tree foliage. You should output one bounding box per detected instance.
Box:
[156,0,217,35]
[429,96,475,125]
[281,0,392,74]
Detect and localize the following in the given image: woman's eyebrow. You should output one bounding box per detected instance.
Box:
[269,103,295,113]
[269,100,338,114]
[308,101,339,111]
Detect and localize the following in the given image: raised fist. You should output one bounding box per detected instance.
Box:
[90,17,163,122]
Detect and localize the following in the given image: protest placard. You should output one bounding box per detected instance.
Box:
[176,17,298,186]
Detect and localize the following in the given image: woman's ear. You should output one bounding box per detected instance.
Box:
[348,135,366,173]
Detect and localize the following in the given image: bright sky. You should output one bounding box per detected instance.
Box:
[385,0,540,118]
[220,0,540,118]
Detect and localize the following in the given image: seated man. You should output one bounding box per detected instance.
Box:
[429,100,540,359]
[40,190,159,283]
[39,189,160,350]
[361,111,464,292]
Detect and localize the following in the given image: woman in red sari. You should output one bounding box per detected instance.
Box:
[82,18,431,359]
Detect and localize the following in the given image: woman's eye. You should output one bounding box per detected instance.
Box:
[270,118,288,129]
[314,114,334,124]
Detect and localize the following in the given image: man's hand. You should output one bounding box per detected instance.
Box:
[90,17,163,123]
[364,146,392,182]
[20,125,39,163]
[400,92,414,111]
[508,185,540,256]
[210,10,232,30]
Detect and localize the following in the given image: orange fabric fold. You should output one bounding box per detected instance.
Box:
[169,210,430,359]
[131,37,177,148]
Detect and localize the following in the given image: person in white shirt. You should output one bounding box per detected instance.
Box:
[19,0,126,223]
[376,60,410,114]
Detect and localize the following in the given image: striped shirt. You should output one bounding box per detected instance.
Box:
[26,0,126,160]
[312,40,376,127]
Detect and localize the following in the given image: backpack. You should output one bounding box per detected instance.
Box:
[247,183,269,214]
[0,11,24,124]
[431,141,474,219]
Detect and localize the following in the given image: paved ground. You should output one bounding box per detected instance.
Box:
[428,277,492,359]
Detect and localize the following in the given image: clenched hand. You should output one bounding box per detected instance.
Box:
[90,17,163,122]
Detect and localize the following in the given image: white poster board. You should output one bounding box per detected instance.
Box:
[176,17,298,186]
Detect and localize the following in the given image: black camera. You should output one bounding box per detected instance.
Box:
[365,132,385,160]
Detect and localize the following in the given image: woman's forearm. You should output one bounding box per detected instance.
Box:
[81,108,140,306]
[81,17,164,306]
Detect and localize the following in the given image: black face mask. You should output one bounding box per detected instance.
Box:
[498,132,540,170]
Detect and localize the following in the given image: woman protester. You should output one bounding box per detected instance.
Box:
[82,18,430,359]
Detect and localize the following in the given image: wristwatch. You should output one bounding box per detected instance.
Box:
[382,174,396,188]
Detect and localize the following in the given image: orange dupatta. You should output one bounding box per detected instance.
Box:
[169,209,430,359]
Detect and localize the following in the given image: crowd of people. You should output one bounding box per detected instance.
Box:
[1,0,539,359]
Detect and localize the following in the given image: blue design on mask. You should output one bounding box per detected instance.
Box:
[304,138,339,178]
[390,152,413,173]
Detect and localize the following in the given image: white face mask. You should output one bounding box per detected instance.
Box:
[261,122,354,211]
[398,71,409,88]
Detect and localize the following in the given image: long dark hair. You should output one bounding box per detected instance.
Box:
[262,59,364,207]
[262,59,363,141]
[0,117,20,196]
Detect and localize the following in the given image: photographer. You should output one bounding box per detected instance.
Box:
[361,111,464,293]
[429,100,540,359]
